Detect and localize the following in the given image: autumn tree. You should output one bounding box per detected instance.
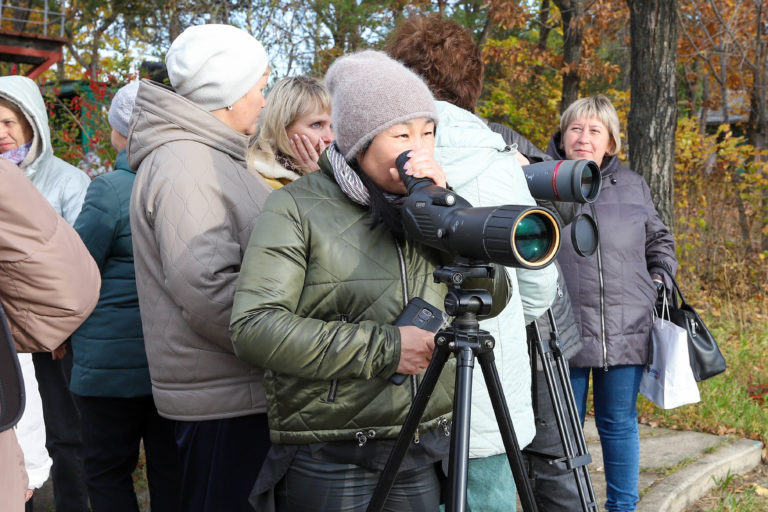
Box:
[678,0,768,250]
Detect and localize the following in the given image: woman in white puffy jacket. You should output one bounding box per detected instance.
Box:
[388,17,559,511]
[16,354,53,506]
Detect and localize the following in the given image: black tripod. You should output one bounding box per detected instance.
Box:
[524,310,599,511]
[367,264,539,512]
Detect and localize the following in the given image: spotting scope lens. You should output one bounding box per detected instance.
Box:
[514,212,556,263]
[395,151,561,269]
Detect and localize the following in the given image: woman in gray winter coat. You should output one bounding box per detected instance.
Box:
[127,24,273,512]
[547,95,678,512]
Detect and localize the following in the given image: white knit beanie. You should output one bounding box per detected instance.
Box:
[108,81,139,137]
[166,24,268,111]
[325,50,438,160]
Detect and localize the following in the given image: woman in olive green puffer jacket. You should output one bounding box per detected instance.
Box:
[230,50,509,512]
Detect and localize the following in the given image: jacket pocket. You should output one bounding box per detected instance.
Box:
[325,379,338,402]
[323,314,348,403]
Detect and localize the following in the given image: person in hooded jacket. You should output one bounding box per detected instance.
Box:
[127,24,273,512]
[387,15,561,512]
[546,94,677,512]
[71,81,182,512]
[248,75,333,187]
[230,50,510,512]
[0,75,91,512]
[387,15,592,512]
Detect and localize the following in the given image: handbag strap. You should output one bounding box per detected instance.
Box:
[655,266,688,310]
[657,289,671,321]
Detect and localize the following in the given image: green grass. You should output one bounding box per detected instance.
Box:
[701,470,767,511]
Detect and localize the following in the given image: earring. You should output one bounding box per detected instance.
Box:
[226,105,233,111]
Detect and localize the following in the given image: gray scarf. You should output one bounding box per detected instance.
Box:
[327,142,402,207]
[327,142,370,205]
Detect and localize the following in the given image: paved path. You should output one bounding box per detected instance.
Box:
[31,416,762,511]
[584,416,762,512]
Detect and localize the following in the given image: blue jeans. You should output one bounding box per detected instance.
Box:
[570,365,643,512]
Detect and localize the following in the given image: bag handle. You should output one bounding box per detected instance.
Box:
[657,289,671,322]
[654,266,688,310]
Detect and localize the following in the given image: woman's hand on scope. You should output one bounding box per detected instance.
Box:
[388,148,447,188]
[396,325,436,374]
[290,133,324,174]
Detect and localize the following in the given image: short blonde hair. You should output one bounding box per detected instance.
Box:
[560,94,621,156]
[250,75,331,166]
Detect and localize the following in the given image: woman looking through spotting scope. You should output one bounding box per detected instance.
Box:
[230,50,510,512]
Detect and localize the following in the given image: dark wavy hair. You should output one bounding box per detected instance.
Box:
[387,14,484,112]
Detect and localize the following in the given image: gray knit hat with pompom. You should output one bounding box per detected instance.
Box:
[325,50,438,160]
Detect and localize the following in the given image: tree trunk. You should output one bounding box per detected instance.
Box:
[699,69,709,134]
[537,0,552,52]
[719,50,729,124]
[626,0,679,229]
[554,0,584,112]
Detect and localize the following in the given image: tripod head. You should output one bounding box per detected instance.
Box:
[434,262,494,319]
[432,260,497,351]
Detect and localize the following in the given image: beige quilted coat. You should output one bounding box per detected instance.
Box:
[0,160,100,352]
[128,80,272,421]
[0,159,100,510]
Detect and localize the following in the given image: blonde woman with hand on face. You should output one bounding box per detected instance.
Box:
[249,75,333,188]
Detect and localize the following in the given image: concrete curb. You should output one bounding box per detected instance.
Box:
[639,437,763,512]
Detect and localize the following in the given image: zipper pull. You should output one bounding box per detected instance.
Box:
[413,429,420,444]
[502,143,519,154]
[439,418,451,437]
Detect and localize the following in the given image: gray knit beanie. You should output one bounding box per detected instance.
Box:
[325,50,438,160]
[166,24,268,111]
[108,81,139,137]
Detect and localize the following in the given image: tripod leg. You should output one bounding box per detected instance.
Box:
[366,340,451,512]
[552,353,599,511]
[537,342,598,510]
[447,346,473,512]
[476,350,539,512]
[528,315,599,511]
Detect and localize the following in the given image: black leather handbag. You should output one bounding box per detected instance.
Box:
[658,272,727,381]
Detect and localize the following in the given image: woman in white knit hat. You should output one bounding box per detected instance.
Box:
[230,50,510,511]
[127,24,273,512]
[248,75,333,188]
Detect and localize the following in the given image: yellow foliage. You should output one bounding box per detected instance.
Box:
[673,116,768,301]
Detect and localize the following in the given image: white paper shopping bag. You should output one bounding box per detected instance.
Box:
[640,315,701,409]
